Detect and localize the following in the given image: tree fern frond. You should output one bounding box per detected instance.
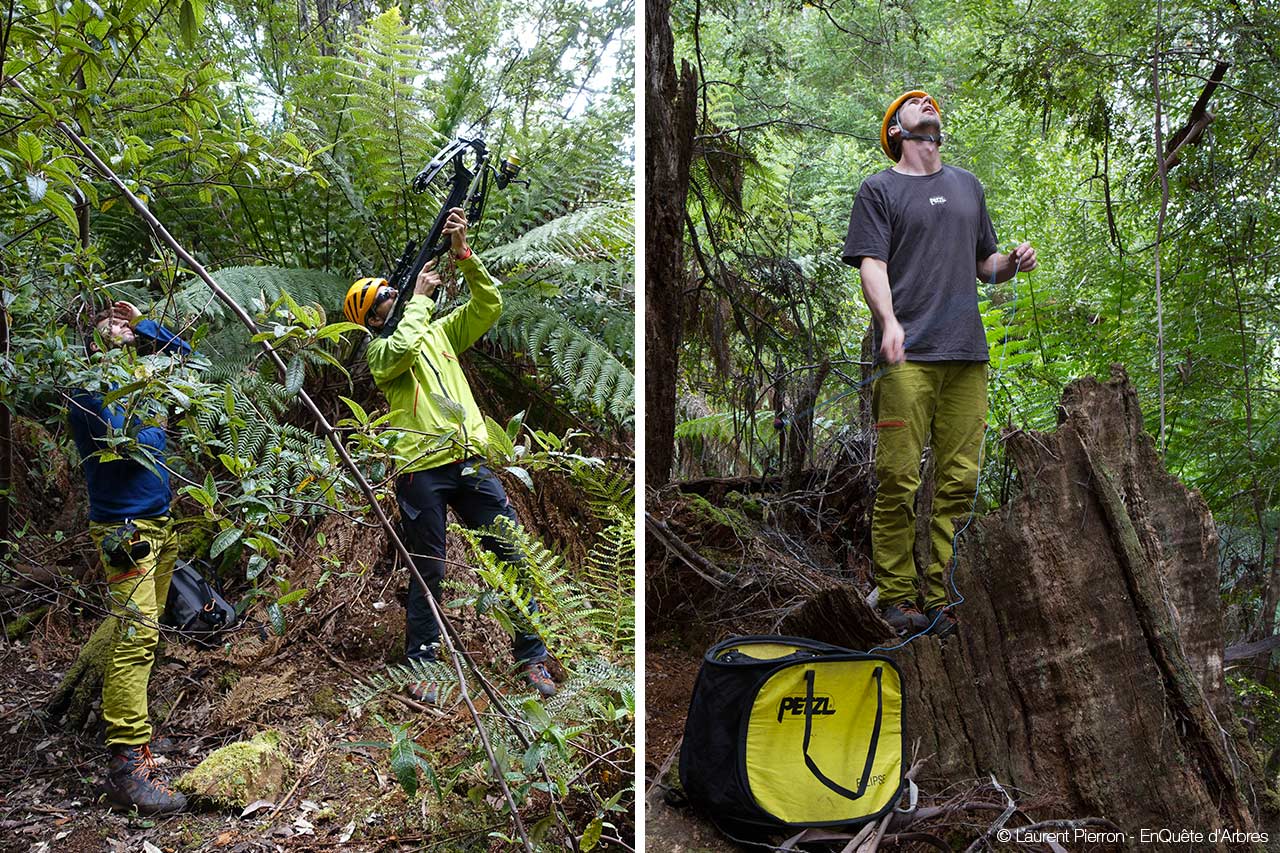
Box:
[492,293,634,423]
[484,204,633,268]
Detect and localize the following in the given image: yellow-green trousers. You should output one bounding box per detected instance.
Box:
[88,517,178,746]
[871,362,987,610]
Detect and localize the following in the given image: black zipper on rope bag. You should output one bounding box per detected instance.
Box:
[801,666,883,801]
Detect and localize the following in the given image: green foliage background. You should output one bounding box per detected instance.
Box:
[665,0,1280,623]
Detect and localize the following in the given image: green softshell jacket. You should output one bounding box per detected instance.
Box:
[366,254,499,473]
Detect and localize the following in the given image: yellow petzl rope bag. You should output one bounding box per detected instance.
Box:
[679,636,905,834]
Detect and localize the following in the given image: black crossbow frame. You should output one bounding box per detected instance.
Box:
[379,136,523,337]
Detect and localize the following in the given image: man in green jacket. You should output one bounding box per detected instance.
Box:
[344,207,556,703]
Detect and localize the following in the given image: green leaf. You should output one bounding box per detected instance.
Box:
[43,190,79,234]
[16,132,42,166]
[209,526,243,557]
[522,741,547,775]
[316,321,366,341]
[431,393,466,426]
[579,818,602,851]
[284,353,305,394]
[338,396,368,426]
[506,465,534,492]
[266,602,286,635]
[485,415,515,460]
[416,753,441,799]
[530,814,555,843]
[246,554,269,580]
[389,732,418,797]
[521,697,552,730]
[119,0,151,24]
[505,411,526,443]
[276,588,308,606]
[178,0,198,47]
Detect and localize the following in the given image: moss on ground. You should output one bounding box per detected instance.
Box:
[175,729,292,808]
[684,493,752,538]
[725,490,765,522]
[307,686,346,720]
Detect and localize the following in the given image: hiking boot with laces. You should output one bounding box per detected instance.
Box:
[926,605,959,639]
[521,661,557,698]
[406,681,439,705]
[104,744,188,815]
[880,601,929,636]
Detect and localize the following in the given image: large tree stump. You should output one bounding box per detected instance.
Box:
[783,367,1267,842]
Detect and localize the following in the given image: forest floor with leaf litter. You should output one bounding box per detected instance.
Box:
[1,554,596,853]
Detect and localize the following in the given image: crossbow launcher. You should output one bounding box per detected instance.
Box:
[379,135,525,337]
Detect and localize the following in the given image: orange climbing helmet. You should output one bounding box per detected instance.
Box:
[343,277,390,326]
[880,90,941,161]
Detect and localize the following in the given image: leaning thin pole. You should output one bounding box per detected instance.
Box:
[7,79,535,852]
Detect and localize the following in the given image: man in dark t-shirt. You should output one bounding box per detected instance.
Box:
[842,90,1038,637]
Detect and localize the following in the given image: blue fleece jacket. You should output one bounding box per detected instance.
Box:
[67,320,193,523]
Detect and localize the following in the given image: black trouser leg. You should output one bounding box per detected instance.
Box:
[450,465,548,665]
[396,471,449,662]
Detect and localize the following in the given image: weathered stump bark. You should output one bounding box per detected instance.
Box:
[783,367,1266,843]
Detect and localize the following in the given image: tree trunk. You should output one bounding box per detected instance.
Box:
[644,0,696,486]
[783,367,1265,841]
[785,360,830,491]
[0,297,9,563]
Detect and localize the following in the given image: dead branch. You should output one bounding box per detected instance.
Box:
[1226,633,1280,662]
[1163,60,1228,171]
[963,775,1017,853]
[645,512,736,587]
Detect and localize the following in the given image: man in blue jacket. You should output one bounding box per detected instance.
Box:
[67,300,192,815]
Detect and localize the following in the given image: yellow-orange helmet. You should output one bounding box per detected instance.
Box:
[880,90,940,161]
[344,277,387,326]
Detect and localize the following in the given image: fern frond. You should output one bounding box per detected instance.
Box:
[344,659,461,708]
[491,293,634,423]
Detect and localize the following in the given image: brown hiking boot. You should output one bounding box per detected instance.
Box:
[104,744,188,815]
[406,681,439,705]
[521,661,557,698]
[926,605,959,639]
[880,601,929,636]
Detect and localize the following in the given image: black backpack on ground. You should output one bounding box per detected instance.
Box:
[680,635,906,838]
[162,559,238,646]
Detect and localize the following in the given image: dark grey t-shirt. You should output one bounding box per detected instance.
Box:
[842,164,998,363]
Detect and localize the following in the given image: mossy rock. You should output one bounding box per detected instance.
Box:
[175,730,292,808]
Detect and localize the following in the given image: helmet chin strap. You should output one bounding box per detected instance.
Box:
[895,115,943,146]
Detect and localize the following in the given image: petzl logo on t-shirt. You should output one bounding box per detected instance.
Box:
[929,196,947,206]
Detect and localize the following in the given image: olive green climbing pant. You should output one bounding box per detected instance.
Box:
[871,362,987,610]
[89,517,178,746]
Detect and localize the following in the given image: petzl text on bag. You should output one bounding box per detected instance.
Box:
[162,559,238,646]
[679,636,905,833]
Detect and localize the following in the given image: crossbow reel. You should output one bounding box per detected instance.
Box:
[379,135,527,337]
